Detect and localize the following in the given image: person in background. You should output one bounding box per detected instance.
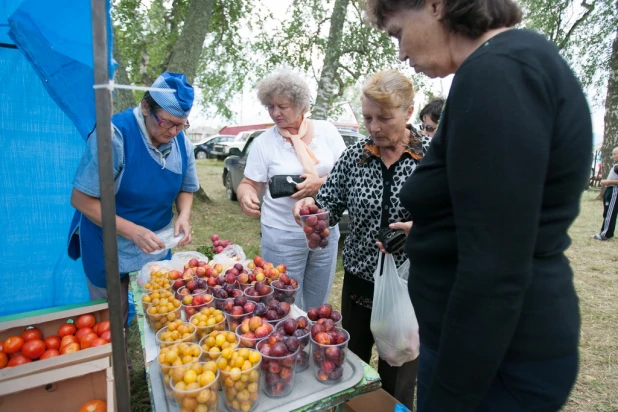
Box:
[366,0,592,410]
[68,72,199,341]
[592,147,618,240]
[418,97,444,138]
[294,70,429,410]
[237,70,346,311]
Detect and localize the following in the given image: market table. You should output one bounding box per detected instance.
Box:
[129,274,382,412]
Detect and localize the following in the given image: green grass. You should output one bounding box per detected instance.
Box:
[129,160,618,411]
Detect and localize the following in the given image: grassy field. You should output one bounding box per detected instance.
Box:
[129,159,618,411]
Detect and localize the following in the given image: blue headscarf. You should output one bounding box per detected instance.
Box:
[150,72,194,118]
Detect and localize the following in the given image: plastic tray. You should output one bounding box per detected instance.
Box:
[149,349,365,412]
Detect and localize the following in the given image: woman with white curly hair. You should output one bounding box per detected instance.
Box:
[237,70,346,311]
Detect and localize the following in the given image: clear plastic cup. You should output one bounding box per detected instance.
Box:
[299,210,330,250]
[243,285,274,304]
[171,273,195,291]
[170,365,219,411]
[235,323,274,349]
[155,322,197,349]
[275,321,311,372]
[146,306,182,333]
[181,301,213,320]
[310,328,349,384]
[219,349,262,412]
[157,342,202,391]
[271,284,298,304]
[141,289,176,313]
[225,311,253,332]
[189,309,226,341]
[199,331,239,361]
[264,314,288,328]
[256,339,298,398]
[175,285,208,302]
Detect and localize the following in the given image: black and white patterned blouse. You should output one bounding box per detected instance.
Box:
[316,126,431,282]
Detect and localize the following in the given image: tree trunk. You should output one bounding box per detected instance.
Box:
[601,8,618,182]
[166,0,215,84]
[112,33,137,113]
[312,0,349,120]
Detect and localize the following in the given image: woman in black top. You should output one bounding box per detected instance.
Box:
[366,1,592,411]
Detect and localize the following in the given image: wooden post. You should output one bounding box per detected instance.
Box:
[90,1,131,410]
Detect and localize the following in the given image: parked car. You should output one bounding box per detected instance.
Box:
[222,129,366,236]
[193,134,235,159]
[210,130,265,160]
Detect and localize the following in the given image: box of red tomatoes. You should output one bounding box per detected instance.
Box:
[0,300,114,411]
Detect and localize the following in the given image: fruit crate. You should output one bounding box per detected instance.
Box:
[0,355,114,411]
[0,299,111,383]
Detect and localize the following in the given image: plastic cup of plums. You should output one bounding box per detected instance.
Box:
[299,205,330,250]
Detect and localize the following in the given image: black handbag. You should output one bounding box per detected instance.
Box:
[377,227,407,254]
[268,175,305,199]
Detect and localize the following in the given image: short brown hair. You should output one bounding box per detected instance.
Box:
[362,70,415,111]
[365,0,522,39]
[419,98,445,123]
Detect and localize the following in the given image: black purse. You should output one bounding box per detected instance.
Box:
[377,227,407,254]
[268,175,305,199]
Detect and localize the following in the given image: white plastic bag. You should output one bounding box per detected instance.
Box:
[212,245,246,269]
[370,253,419,367]
[147,225,184,254]
[172,251,209,266]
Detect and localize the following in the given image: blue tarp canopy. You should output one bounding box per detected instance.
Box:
[0,0,114,316]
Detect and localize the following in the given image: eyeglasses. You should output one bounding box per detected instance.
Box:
[419,124,437,133]
[152,111,190,131]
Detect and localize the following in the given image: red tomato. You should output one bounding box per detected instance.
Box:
[44,336,61,350]
[60,342,80,355]
[90,338,107,347]
[7,354,31,367]
[80,333,98,349]
[58,323,77,337]
[21,328,43,342]
[100,330,111,343]
[3,336,24,354]
[78,400,107,412]
[60,335,78,348]
[92,323,100,335]
[22,339,46,360]
[40,349,61,360]
[97,320,110,337]
[75,327,94,340]
[75,314,96,330]
[0,352,7,368]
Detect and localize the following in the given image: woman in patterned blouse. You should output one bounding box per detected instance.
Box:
[293,70,430,409]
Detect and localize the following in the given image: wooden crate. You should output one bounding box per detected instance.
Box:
[0,300,113,383]
[0,356,115,411]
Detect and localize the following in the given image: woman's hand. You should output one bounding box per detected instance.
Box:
[131,225,166,254]
[376,221,413,254]
[292,173,323,199]
[292,197,316,226]
[240,191,261,217]
[174,215,192,247]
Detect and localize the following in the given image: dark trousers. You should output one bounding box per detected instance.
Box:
[342,272,418,411]
[600,186,618,239]
[417,343,578,412]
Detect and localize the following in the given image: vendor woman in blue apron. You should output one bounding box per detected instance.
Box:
[68,72,200,330]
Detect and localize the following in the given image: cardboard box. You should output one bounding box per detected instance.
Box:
[0,356,114,411]
[343,389,402,412]
[0,300,115,410]
[0,300,111,383]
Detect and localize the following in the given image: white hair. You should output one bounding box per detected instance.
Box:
[256,69,311,113]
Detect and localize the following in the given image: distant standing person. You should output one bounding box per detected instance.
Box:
[592,147,618,240]
[419,97,444,138]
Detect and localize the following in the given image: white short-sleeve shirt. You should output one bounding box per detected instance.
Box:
[244,120,346,232]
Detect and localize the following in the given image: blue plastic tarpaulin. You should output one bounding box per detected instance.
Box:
[0,0,114,316]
